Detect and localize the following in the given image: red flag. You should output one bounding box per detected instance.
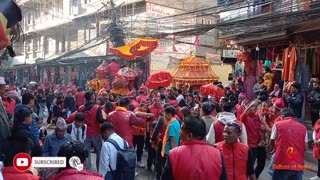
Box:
[194,35,200,46]
[173,45,177,52]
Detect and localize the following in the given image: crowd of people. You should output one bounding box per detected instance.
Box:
[0,72,319,180]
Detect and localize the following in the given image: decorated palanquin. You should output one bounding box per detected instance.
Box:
[88,61,110,92]
[172,55,219,89]
[110,67,138,95]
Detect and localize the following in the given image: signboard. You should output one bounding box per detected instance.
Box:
[206,52,221,63]
[222,50,238,58]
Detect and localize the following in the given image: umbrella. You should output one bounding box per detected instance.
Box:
[146,71,173,89]
[200,84,225,101]
[116,67,138,81]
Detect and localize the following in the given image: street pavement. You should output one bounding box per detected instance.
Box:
[43,112,319,180]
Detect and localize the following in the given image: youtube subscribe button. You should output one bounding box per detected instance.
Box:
[32,157,66,168]
[13,153,32,171]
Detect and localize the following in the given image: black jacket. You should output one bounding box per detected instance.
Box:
[308,90,320,114]
[11,122,42,157]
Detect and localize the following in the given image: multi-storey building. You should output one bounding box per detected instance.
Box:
[3,0,218,86]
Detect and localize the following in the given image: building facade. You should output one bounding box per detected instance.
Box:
[3,0,218,86]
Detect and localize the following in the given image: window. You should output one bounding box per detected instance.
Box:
[85,29,90,42]
[207,19,212,24]
[27,13,31,25]
[201,18,205,24]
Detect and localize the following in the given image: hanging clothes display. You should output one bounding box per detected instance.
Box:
[235,61,245,78]
[244,75,256,100]
[256,60,264,76]
[282,47,297,81]
[258,48,266,60]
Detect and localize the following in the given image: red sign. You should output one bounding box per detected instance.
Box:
[13,153,32,171]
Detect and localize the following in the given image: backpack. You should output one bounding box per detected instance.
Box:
[66,124,86,139]
[107,139,136,180]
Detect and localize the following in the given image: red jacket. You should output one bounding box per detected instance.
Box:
[136,94,147,103]
[108,107,144,147]
[2,166,40,180]
[51,168,103,180]
[130,99,139,110]
[169,140,223,180]
[313,122,320,159]
[240,113,261,148]
[3,98,16,114]
[216,142,249,180]
[235,103,245,121]
[148,104,164,125]
[79,104,100,137]
[132,108,147,136]
[274,118,307,171]
[75,91,85,107]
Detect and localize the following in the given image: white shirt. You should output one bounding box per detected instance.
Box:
[99,133,128,177]
[69,123,87,143]
[271,125,308,142]
[176,94,184,104]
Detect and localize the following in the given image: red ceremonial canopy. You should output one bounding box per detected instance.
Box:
[172,55,219,85]
[146,71,173,89]
[200,84,225,100]
[110,38,158,60]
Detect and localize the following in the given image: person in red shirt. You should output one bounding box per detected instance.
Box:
[235,92,247,120]
[133,100,154,168]
[162,116,227,180]
[1,89,16,116]
[270,108,308,180]
[216,122,256,180]
[240,100,265,179]
[75,87,85,110]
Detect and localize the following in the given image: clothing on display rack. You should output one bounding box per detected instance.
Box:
[282,47,297,81]
[235,61,245,78]
[244,75,256,100]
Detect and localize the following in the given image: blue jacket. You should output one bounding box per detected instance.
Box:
[43,132,72,157]
[14,104,39,141]
[287,93,304,118]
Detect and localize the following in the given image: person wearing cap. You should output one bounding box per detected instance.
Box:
[270,108,308,180]
[136,86,148,104]
[127,92,139,111]
[43,117,72,157]
[200,102,216,135]
[216,122,256,180]
[133,100,154,168]
[0,77,11,141]
[283,83,304,120]
[162,116,227,180]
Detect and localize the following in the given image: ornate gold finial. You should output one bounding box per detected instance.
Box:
[190,49,195,57]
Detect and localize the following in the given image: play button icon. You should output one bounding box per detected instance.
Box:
[13,153,32,171]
